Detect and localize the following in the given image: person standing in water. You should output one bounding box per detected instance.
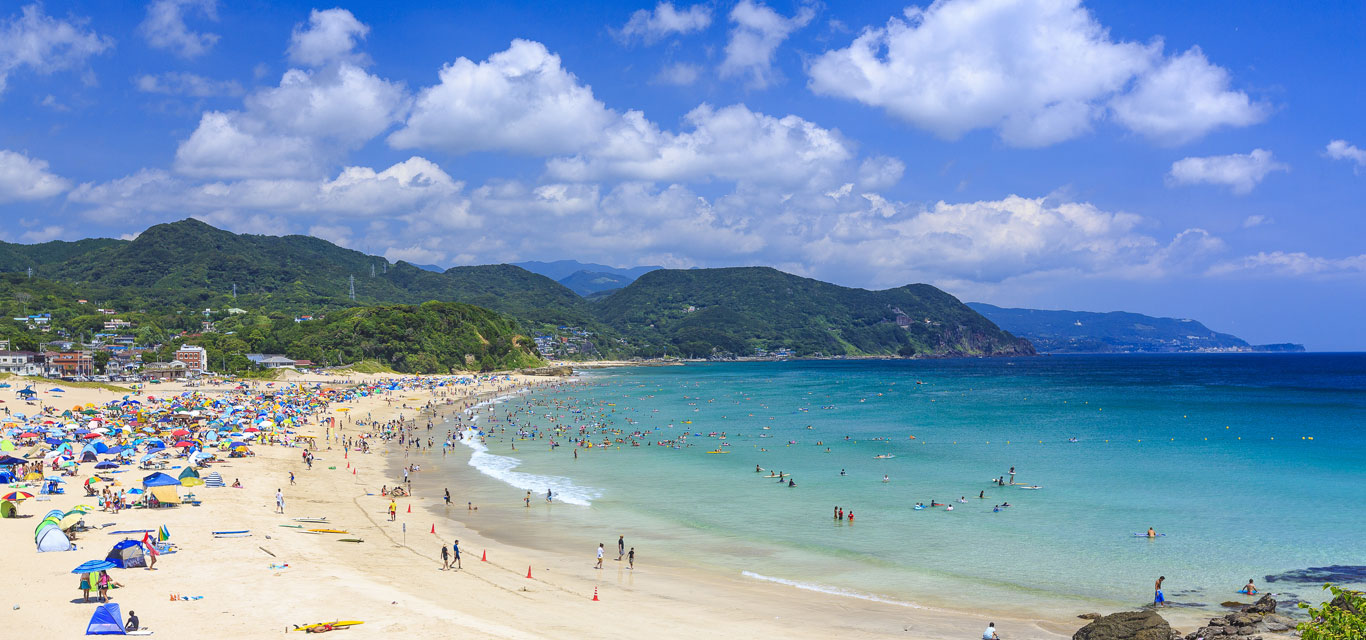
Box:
[617,535,625,561]
[1154,576,1166,607]
[1009,466,1015,484]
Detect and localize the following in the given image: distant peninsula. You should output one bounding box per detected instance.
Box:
[967,303,1305,354]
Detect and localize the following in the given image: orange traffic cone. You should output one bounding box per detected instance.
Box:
[351,468,355,475]
[407,504,411,513]
[480,550,487,561]
[592,586,599,602]
[526,565,533,579]
[429,524,436,534]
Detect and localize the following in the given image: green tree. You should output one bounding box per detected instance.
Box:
[1299,585,1366,640]
[92,350,111,374]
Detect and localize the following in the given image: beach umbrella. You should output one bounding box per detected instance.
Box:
[94,461,118,470]
[2,491,33,501]
[71,559,117,574]
[70,505,93,513]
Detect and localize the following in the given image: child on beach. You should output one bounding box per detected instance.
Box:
[595,543,604,569]
[628,547,635,569]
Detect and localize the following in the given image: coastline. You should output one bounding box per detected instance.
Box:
[3,370,1085,639]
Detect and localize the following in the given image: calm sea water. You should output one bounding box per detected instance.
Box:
[440,354,1366,618]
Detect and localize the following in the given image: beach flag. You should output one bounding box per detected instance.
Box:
[158,525,170,542]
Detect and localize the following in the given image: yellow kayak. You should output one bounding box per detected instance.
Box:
[294,620,363,633]
[307,529,350,534]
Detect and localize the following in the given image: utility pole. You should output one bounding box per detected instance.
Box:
[26,266,32,278]
[232,283,237,300]
[371,263,376,277]
[348,275,355,301]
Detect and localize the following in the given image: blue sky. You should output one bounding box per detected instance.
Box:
[0,1,1363,349]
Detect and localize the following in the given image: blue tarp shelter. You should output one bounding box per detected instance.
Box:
[141,472,179,488]
[86,602,125,635]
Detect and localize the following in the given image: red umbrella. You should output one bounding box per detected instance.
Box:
[171,429,190,437]
[244,427,259,433]
[18,432,39,438]
[174,441,194,448]
[83,433,101,439]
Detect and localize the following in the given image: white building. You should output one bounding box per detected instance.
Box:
[174,344,209,372]
[0,351,41,376]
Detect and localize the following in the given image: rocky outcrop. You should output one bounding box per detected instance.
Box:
[1181,595,1298,639]
[1073,611,1174,640]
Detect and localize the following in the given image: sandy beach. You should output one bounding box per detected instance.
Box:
[1,371,1084,639]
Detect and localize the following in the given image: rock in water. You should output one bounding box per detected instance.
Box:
[1244,595,1277,615]
[1078,613,1104,620]
[1073,610,1172,640]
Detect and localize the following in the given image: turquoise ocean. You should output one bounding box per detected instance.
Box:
[437,354,1366,619]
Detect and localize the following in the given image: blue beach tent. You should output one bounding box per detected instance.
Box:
[86,602,125,635]
[141,472,180,488]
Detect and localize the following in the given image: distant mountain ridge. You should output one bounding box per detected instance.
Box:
[513,259,661,282]
[0,219,1032,361]
[968,303,1304,353]
[600,267,1034,358]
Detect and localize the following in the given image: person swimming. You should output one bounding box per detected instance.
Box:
[840,469,847,476]
[1147,527,1157,538]
[1241,579,1258,595]
[883,474,889,482]
[788,479,795,487]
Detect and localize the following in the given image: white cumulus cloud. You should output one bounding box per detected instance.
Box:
[618,2,712,44]
[287,8,369,67]
[0,4,114,95]
[1326,139,1366,173]
[139,0,219,59]
[175,62,405,179]
[1167,149,1287,194]
[720,0,814,89]
[808,0,1264,147]
[1109,46,1267,145]
[546,103,855,189]
[390,39,614,155]
[0,149,71,203]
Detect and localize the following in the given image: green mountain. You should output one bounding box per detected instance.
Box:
[271,301,543,373]
[41,218,596,329]
[967,303,1304,353]
[0,237,123,271]
[558,270,635,296]
[0,220,1034,363]
[595,267,1034,358]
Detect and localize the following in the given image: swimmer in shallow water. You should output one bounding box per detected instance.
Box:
[1241,579,1258,595]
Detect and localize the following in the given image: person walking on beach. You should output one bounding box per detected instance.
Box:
[595,543,604,569]
[289,471,295,486]
[451,540,462,569]
[628,547,635,569]
[525,491,531,507]
[617,535,625,561]
[444,488,450,506]
[1154,576,1166,607]
[388,499,397,521]
[440,543,450,570]
[275,488,285,514]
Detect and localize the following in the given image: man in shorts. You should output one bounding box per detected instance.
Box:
[1154,576,1166,607]
[440,544,450,570]
[452,539,461,570]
